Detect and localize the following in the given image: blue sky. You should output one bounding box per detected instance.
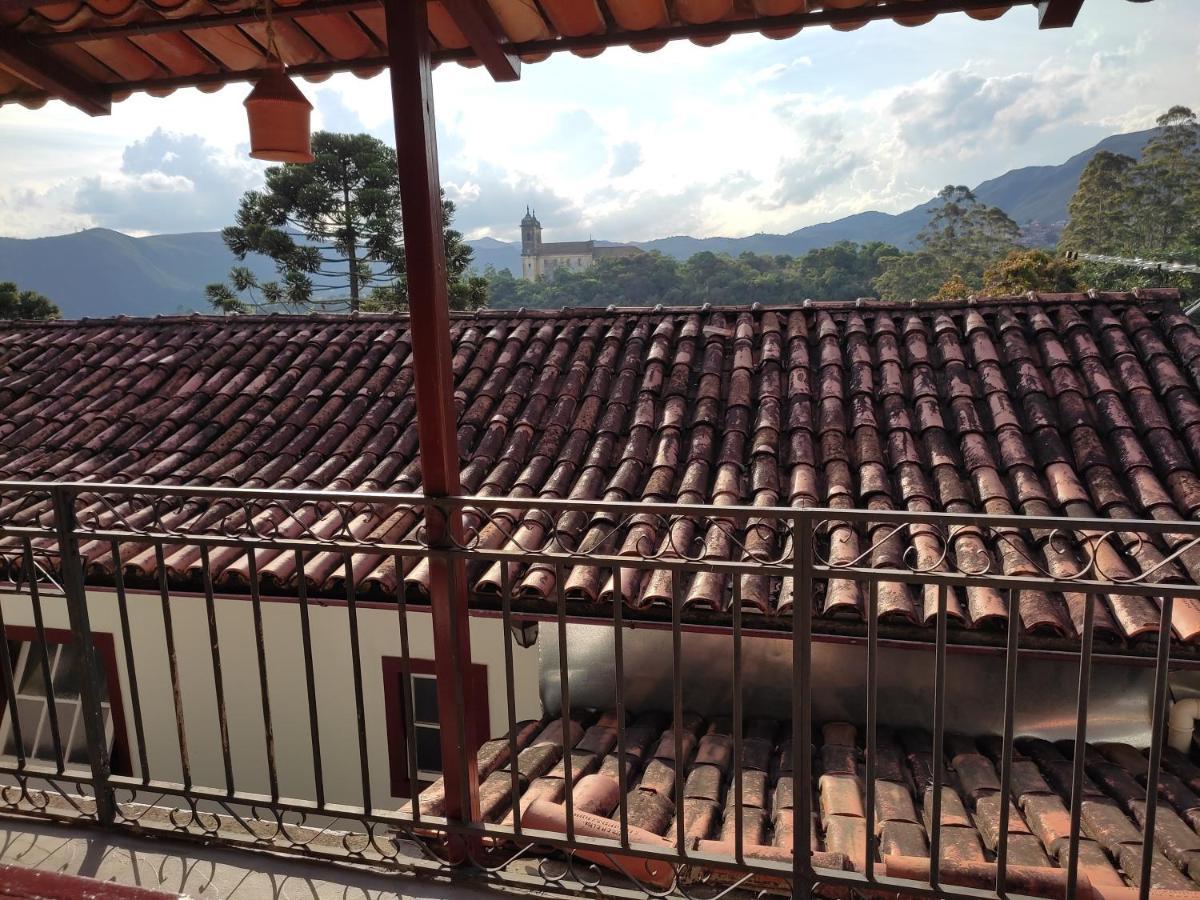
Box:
[0,0,1195,243]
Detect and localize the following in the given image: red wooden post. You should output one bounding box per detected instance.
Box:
[383,0,481,827]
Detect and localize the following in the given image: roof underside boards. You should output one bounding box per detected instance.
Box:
[0,0,1057,112]
[2,292,1200,654]
[415,711,1200,892]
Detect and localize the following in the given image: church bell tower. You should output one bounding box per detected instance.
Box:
[520,207,542,254]
[520,207,542,280]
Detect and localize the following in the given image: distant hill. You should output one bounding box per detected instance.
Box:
[467,236,523,277]
[474,127,1157,275]
[0,127,1156,315]
[970,129,1153,227]
[0,229,275,319]
[635,208,932,262]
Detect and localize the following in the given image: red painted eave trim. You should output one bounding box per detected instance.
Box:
[0,863,180,899]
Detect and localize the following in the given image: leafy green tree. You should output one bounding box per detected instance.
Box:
[795,242,900,298]
[361,197,487,312]
[917,186,1021,279]
[1059,105,1200,298]
[873,187,1021,300]
[873,251,950,301]
[1131,106,1200,252]
[982,249,1080,295]
[484,266,534,308]
[207,131,484,314]
[933,274,972,302]
[1060,151,1137,254]
[0,282,60,320]
[206,266,312,314]
[681,252,750,304]
[484,242,900,310]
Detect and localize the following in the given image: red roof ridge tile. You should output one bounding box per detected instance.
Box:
[0,290,1184,331]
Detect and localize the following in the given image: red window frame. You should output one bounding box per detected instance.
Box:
[0,626,133,777]
[381,656,488,798]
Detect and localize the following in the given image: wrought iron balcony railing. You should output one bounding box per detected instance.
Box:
[0,480,1198,900]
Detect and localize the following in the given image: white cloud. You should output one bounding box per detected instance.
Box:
[609,141,643,177]
[74,129,263,234]
[734,55,814,91]
[444,162,581,239]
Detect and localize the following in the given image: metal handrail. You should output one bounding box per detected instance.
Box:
[0,479,1198,539]
[0,479,1190,900]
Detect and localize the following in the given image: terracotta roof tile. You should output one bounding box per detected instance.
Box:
[2,293,1199,648]
[421,710,1197,886]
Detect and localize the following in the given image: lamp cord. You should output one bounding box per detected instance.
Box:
[264,0,280,64]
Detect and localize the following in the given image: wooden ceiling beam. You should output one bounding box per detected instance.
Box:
[1037,0,1084,28]
[437,0,520,81]
[0,28,109,114]
[27,0,1042,49]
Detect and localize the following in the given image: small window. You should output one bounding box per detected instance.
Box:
[382,657,490,798]
[1,638,114,769]
[409,673,441,778]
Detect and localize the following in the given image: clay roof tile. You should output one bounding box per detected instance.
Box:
[4,296,1200,647]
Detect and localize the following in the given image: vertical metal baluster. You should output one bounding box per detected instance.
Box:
[555,559,574,842]
[444,551,474,824]
[0,592,26,768]
[793,515,815,900]
[864,579,878,883]
[392,552,418,820]
[613,562,629,848]
[501,562,520,834]
[342,554,370,813]
[672,566,686,857]
[245,549,278,803]
[930,582,948,889]
[297,550,325,809]
[733,576,744,865]
[200,545,234,794]
[111,541,148,783]
[996,587,1021,897]
[155,542,190,790]
[1065,590,1096,900]
[1140,594,1173,900]
[23,539,65,773]
[51,489,114,823]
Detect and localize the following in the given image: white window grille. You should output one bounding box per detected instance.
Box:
[0,639,113,769]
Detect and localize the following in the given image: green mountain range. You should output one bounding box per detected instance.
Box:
[0,127,1154,319]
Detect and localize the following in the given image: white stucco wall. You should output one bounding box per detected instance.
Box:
[521,252,594,281]
[0,588,541,810]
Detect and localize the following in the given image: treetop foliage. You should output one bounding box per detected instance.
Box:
[1060,105,1200,297]
[981,249,1079,296]
[207,131,485,315]
[0,282,60,320]
[485,241,901,309]
[489,186,1031,309]
[873,186,1022,301]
